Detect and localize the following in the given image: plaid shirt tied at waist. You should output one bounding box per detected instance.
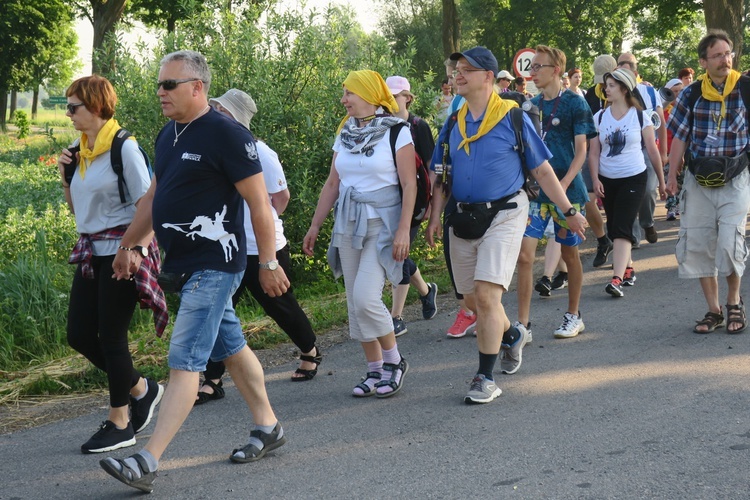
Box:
[68,225,169,337]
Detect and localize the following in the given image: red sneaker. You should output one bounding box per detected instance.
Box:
[447,310,477,338]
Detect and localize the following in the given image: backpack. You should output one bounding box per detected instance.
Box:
[597,108,645,149]
[684,75,750,139]
[442,102,539,200]
[389,117,432,227]
[111,128,153,204]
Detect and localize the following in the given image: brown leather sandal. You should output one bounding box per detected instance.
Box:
[693,311,725,334]
[726,300,747,334]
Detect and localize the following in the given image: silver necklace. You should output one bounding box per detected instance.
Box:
[173,105,209,146]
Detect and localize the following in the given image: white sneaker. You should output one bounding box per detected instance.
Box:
[553,312,585,339]
[512,321,532,344]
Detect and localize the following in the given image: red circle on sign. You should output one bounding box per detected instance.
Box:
[513,48,536,80]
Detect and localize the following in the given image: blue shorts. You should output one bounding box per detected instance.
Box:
[168,269,246,372]
[524,201,585,247]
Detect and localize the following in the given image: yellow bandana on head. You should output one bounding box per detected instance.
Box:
[594,83,607,106]
[78,118,125,179]
[456,91,517,155]
[699,69,742,121]
[337,70,399,132]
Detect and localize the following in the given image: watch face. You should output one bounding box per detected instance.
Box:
[134,246,148,258]
[267,260,278,270]
[566,207,577,217]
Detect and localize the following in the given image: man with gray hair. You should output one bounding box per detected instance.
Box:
[101,50,290,493]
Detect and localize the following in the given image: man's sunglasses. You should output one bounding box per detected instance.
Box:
[157,78,201,91]
[67,102,85,114]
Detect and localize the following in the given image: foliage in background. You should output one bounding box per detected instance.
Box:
[13,111,30,139]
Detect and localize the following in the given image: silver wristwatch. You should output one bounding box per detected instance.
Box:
[259,259,279,271]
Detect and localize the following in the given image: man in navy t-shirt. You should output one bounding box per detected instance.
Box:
[104,50,290,494]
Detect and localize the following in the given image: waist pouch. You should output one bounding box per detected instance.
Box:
[157,272,192,293]
[688,152,748,187]
[448,192,519,240]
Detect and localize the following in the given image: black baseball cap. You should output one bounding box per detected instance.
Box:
[450,46,499,78]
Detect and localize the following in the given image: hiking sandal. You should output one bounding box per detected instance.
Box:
[230,422,286,463]
[194,379,225,405]
[352,371,381,397]
[693,311,725,334]
[374,357,409,398]
[726,300,747,334]
[291,346,322,382]
[100,454,157,493]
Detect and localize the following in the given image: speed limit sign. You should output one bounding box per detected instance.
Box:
[513,48,536,80]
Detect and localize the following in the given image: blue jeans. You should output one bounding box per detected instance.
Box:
[168,269,246,372]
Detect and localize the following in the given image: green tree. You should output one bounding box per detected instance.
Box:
[0,0,71,131]
[129,0,204,33]
[73,0,128,75]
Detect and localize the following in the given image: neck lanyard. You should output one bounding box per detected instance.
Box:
[540,90,563,141]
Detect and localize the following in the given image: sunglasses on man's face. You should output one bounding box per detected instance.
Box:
[157,78,201,91]
[67,102,85,114]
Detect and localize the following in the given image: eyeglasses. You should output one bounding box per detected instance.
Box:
[706,51,735,61]
[452,69,488,78]
[157,78,201,91]
[66,102,85,114]
[529,64,555,73]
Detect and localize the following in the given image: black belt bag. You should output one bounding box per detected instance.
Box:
[448,192,519,240]
[157,272,192,293]
[688,152,748,187]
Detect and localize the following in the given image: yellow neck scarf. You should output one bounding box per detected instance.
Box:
[594,84,608,106]
[699,69,742,120]
[337,70,399,133]
[457,91,517,155]
[78,118,122,179]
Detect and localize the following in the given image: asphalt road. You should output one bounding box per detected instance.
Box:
[2,207,750,499]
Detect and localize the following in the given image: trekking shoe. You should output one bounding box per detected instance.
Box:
[100,453,157,493]
[447,309,477,338]
[535,275,552,297]
[130,378,165,434]
[666,210,677,221]
[392,316,408,337]
[513,321,532,344]
[551,271,568,290]
[593,240,613,268]
[464,374,502,404]
[420,283,438,319]
[500,325,529,375]
[81,420,136,454]
[605,277,624,297]
[645,225,658,243]
[231,422,287,463]
[622,267,636,286]
[553,311,585,339]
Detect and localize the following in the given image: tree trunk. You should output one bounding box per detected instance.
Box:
[167,17,176,33]
[0,91,7,132]
[90,0,128,75]
[442,0,460,57]
[32,88,39,120]
[9,90,17,121]
[703,0,744,66]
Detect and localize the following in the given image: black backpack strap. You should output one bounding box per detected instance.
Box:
[111,128,131,204]
[509,107,537,199]
[638,109,645,149]
[389,122,407,166]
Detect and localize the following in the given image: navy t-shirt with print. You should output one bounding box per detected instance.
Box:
[531,89,596,205]
[152,108,262,274]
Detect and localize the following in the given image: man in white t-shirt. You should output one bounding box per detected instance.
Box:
[617,53,668,246]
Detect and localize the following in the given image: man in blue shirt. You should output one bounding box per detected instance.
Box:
[102,50,290,493]
[426,46,587,405]
[516,45,597,344]
[667,30,750,334]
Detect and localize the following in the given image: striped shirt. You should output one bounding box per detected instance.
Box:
[667,80,749,158]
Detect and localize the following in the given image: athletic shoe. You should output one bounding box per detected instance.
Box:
[645,225,658,243]
[605,277,624,297]
[551,271,568,290]
[500,325,529,375]
[420,283,438,320]
[447,309,476,338]
[622,267,636,286]
[464,374,502,404]
[666,210,677,221]
[231,422,287,463]
[535,275,552,297]
[513,320,532,344]
[593,240,613,268]
[81,420,136,454]
[392,316,408,337]
[553,311,585,339]
[130,378,165,434]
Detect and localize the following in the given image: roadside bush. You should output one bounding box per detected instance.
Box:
[13,111,30,139]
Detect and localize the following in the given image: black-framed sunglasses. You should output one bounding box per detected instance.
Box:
[66,102,85,114]
[157,78,201,91]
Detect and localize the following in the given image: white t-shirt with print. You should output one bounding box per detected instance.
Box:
[333,125,413,218]
[243,140,288,255]
[594,107,652,179]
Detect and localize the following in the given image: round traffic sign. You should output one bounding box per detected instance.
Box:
[513,48,536,80]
